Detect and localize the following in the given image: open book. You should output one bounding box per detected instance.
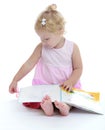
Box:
[18,85,104,114]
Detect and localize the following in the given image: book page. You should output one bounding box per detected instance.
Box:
[18,85,61,102]
[62,89,103,114]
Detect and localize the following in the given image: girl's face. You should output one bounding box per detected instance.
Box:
[37,30,64,49]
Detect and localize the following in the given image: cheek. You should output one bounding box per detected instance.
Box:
[53,38,59,45]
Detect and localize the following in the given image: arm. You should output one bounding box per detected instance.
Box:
[9,43,42,93]
[62,43,83,91]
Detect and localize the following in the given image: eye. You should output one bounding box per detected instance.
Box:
[45,38,49,41]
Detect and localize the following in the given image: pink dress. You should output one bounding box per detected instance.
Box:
[23,39,81,109]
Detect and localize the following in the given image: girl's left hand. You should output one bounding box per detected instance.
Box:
[61,80,72,92]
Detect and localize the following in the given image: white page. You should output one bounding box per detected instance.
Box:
[18,85,61,102]
[62,91,104,114]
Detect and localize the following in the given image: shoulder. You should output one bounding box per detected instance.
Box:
[34,43,42,52]
[65,39,79,50]
[72,42,82,60]
[66,40,78,48]
[65,39,81,57]
[36,43,42,49]
[32,43,42,57]
[65,39,74,54]
[72,42,80,53]
[65,39,74,49]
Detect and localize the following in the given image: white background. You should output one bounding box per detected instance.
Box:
[0,0,105,99]
[0,1,105,130]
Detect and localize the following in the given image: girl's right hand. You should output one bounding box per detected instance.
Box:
[9,81,18,94]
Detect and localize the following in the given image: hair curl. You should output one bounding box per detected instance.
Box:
[35,4,65,33]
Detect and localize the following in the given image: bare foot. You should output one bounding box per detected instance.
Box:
[40,95,54,116]
[54,101,71,116]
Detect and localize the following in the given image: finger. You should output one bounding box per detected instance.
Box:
[66,87,70,92]
[9,88,13,93]
[68,87,72,92]
[13,86,18,93]
[65,86,72,92]
[11,88,17,93]
[60,84,65,87]
[62,85,68,91]
[60,84,65,90]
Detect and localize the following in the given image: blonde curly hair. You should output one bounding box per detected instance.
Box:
[35,4,65,33]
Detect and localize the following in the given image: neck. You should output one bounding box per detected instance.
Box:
[54,37,65,49]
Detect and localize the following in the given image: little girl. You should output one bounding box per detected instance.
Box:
[9,4,83,116]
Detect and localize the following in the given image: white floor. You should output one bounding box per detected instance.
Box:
[0,91,105,130]
[0,1,105,129]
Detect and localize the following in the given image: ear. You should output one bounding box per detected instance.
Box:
[60,29,64,34]
[56,29,64,35]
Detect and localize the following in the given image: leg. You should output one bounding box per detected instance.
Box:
[40,95,54,116]
[54,101,71,116]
